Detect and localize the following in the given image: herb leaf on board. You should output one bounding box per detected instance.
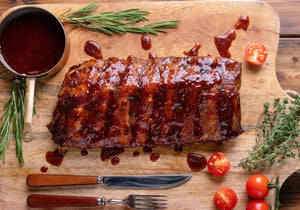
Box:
[239,95,300,171]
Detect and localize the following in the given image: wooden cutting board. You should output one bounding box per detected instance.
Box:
[0,1,299,209]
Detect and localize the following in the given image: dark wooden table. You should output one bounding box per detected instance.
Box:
[0,0,299,95]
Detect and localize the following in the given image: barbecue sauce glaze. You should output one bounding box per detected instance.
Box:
[0,11,65,75]
[48,55,242,149]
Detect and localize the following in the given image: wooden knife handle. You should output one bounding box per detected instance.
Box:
[27,174,98,187]
[27,194,99,207]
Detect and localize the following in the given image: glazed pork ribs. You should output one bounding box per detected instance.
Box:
[48,55,243,149]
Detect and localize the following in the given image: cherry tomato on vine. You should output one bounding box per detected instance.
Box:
[207,152,230,176]
[214,188,238,210]
[246,174,270,199]
[245,42,267,65]
[246,200,270,210]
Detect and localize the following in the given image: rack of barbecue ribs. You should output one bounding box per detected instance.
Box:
[48,55,243,149]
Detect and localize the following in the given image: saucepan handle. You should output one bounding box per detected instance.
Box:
[22,77,35,142]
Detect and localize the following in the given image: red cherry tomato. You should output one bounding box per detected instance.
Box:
[246,174,270,199]
[214,188,238,210]
[245,42,267,65]
[207,152,230,176]
[246,200,270,210]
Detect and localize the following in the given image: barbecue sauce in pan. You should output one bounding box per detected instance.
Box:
[0,11,65,75]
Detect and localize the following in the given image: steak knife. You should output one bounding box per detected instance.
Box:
[27,174,192,189]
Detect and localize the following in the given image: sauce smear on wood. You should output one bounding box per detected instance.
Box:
[111,156,120,165]
[150,153,160,162]
[183,43,201,56]
[84,41,103,59]
[214,29,236,58]
[81,149,88,156]
[234,15,250,31]
[133,151,140,157]
[40,166,48,173]
[141,34,152,50]
[143,146,153,154]
[100,148,125,162]
[187,153,207,172]
[46,149,67,167]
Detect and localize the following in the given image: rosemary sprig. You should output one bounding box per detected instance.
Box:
[239,96,300,171]
[59,2,180,35]
[0,77,25,165]
[0,77,38,166]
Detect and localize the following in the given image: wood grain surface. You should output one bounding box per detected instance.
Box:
[0,1,299,210]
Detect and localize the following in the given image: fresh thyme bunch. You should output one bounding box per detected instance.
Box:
[59,2,180,35]
[239,95,300,171]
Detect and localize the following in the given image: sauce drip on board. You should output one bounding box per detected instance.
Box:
[84,41,103,59]
[40,166,48,173]
[46,149,67,167]
[187,153,207,172]
[143,146,153,154]
[234,15,250,31]
[141,34,152,50]
[150,153,160,162]
[133,151,140,157]
[183,43,201,56]
[214,29,236,58]
[0,12,65,75]
[81,149,88,156]
[175,145,183,154]
[111,157,120,165]
[100,148,125,162]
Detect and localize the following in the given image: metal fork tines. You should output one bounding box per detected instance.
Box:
[100,194,168,209]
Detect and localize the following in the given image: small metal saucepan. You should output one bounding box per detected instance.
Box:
[0,6,69,142]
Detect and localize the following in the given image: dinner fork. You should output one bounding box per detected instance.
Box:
[27,194,168,209]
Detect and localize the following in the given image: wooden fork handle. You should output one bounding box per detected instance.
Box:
[27,194,99,207]
[27,174,98,187]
